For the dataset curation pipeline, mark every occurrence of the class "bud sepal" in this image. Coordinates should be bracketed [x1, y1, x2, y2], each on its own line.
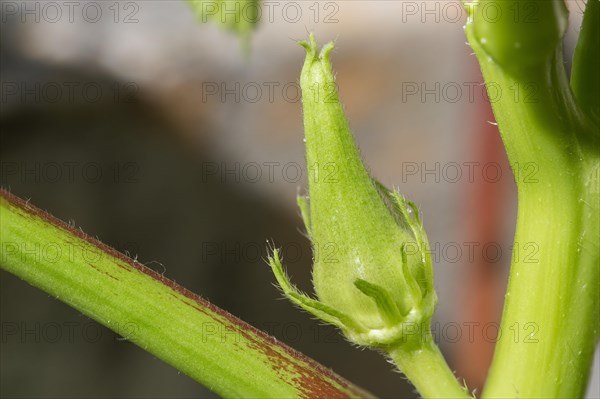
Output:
[269, 192, 435, 349]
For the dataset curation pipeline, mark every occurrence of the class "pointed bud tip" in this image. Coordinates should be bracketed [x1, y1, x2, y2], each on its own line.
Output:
[298, 33, 334, 63]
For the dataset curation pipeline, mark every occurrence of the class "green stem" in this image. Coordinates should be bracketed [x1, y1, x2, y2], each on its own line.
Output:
[0, 189, 373, 399]
[388, 336, 469, 399]
[465, 1, 599, 397]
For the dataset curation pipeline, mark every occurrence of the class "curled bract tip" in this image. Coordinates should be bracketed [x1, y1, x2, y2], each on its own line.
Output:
[299, 33, 334, 63]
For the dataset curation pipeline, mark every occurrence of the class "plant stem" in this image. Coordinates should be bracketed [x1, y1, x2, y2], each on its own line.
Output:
[388, 336, 469, 399]
[465, 1, 599, 397]
[0, 189, 373, 399]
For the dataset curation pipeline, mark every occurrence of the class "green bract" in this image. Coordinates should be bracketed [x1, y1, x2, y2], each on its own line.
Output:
[269, 34, 436, 348]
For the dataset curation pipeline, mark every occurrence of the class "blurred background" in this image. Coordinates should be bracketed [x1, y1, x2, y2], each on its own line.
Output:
[1, 0, 597, 398]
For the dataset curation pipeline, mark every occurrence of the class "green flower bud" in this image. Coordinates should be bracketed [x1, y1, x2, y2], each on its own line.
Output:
[466, 0, 568, 70]
[269, 34, 436, 348]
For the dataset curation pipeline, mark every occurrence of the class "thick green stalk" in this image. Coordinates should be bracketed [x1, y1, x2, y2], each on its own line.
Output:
[0, 189, 372, 399]
[465, 1, 599, 397]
